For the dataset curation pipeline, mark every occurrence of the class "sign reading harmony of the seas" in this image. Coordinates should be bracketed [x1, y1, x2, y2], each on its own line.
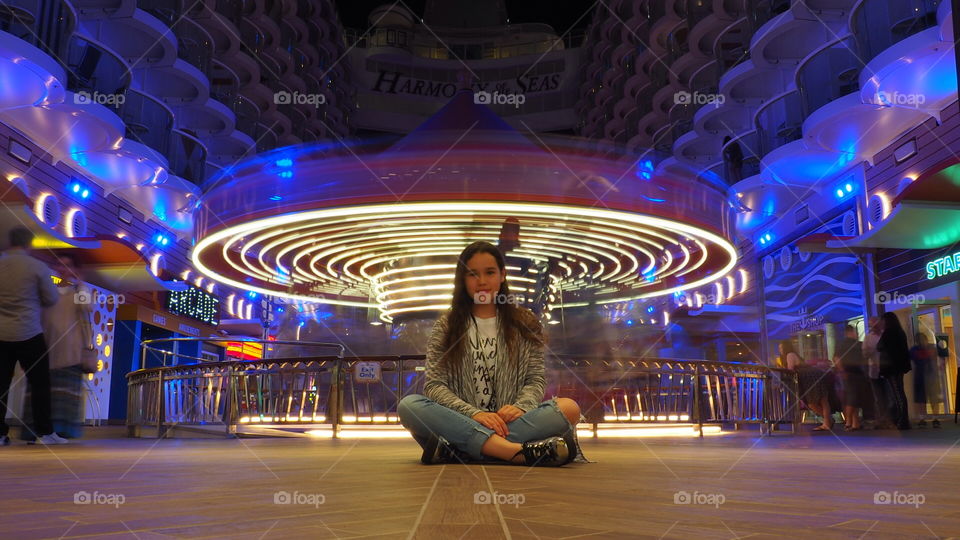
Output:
[370, 70, 562, 98]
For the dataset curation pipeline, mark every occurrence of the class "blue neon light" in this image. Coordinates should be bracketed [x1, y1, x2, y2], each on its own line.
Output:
[635, 159, 654, 180]
[68, 180, 91, 199]
[275, 158, 293, 167]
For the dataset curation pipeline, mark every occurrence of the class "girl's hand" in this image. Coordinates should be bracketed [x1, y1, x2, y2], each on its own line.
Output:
[496, 405, 524, 423]
[472, 411, 508, 437]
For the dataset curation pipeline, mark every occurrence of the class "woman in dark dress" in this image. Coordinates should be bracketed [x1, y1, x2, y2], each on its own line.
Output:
[876, 313, 911, 430]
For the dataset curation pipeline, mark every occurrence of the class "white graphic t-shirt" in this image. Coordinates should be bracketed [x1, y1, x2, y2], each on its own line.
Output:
[469, 315, 499, 411]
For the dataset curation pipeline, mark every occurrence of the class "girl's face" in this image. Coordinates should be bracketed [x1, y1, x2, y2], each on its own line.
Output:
[463, 252, 504, 304]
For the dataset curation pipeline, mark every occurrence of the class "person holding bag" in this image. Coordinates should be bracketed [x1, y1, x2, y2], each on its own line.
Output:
[22, 253, 95, 440]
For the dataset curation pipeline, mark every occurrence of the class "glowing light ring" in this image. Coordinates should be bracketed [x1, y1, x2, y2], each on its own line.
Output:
[227, 215, 663, 295]
[193, 202, 737, 311]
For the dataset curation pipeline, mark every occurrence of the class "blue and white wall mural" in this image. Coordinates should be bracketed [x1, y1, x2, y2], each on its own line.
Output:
[763, 211, 864, 341]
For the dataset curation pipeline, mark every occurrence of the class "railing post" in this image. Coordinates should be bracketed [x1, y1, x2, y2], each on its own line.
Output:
[155, 370, 165, 439]
[792, 371, 800, 434]
[694, 364, 703, 437]
[223, 366, 234, 438]
[761, 373, 770, 437]
[330, 357, 343, 438]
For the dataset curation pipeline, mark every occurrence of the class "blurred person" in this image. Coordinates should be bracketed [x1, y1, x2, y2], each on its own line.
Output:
[781, 340, 833, 431]
[877, 312, 911, 430]
[0, 227, 66, 445]
[398, 241, 581, 466]
[909, 333, 942, 428]
[21, 253, 95, 440]
[834, 325, 868, 431]
[862, 317, 893, 429]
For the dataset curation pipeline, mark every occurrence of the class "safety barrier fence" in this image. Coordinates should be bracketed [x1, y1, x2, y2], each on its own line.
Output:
[126, 339, 801, 437]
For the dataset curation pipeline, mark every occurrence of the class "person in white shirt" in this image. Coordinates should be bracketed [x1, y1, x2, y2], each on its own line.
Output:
[862, 317, 893, 429]
[0, 227, 67, 445]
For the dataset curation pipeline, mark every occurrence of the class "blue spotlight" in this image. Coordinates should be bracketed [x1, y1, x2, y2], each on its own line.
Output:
[69, 180, 91, 199]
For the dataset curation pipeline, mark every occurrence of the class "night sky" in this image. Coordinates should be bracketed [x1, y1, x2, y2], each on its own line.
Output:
[332, 0, 598, 35]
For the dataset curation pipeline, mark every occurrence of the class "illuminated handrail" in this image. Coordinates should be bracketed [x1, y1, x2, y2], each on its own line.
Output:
[127, 340, 800, 438]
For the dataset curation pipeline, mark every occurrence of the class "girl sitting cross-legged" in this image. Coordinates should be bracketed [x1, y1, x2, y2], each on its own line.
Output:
[398, 241, 582, 466]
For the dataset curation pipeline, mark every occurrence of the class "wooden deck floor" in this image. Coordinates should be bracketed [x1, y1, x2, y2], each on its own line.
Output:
[1, 423, 959, 539]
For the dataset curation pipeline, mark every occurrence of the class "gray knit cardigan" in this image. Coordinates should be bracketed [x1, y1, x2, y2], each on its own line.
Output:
[423, 310, 546, 418]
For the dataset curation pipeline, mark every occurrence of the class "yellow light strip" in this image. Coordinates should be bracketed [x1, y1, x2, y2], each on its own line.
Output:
[193, 202, 736, 305]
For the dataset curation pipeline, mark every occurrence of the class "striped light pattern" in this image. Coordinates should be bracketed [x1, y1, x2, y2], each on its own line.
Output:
[194, 202, 737, 321]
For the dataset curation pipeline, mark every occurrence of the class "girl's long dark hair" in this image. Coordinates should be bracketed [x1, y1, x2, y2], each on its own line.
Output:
[881, 312, 905, 339]
[440, 241, 542, 374]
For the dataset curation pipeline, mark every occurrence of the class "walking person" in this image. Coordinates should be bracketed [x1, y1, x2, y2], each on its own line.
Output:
[909, 333, 942, 428]
[398, 241, 581, 466]
[877, 312, 911, 430]
[834, 325, 868, 431]
[21, 253, 96, 440]
[781, 341, 833, 431]
[0, 227, 67, 445]
[863, 317, 894, 429]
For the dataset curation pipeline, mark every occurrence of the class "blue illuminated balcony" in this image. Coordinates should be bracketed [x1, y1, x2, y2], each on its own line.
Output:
[852, 0, 942, 66]
[168, 129, 209, 186]
[754, 90, 802, 158]
[120, 89, 174, 157]
[796, 35, 860, 120]
[63, 35, 131, 114]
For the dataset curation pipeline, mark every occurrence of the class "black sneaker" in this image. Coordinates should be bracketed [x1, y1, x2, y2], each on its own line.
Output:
[515, 436, 572, 467]
[933, 419, 941, 428]
[918, 419, 928, 428]
[420, 434, 464, 465]
[1, 435, 9, 446]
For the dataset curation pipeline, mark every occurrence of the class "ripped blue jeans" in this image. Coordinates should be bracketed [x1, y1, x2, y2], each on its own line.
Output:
[397, 394, 572, 460]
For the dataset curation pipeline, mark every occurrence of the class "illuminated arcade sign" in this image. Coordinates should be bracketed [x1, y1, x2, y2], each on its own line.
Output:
[225, 341, 263, 360]
[167, 287, 220, 326]
[926, 251, 960, 280]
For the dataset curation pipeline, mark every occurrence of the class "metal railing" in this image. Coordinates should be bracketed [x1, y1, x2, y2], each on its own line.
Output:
[127, 339, 801, 438]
